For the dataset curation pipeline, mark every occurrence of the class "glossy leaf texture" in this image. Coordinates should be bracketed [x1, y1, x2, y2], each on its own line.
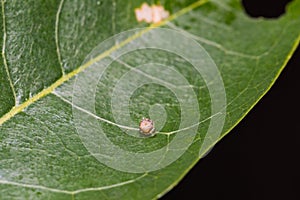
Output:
[0, 0, 299, 199]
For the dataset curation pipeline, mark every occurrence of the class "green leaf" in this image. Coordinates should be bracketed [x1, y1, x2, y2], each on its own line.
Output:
[0, 0, 299, 199]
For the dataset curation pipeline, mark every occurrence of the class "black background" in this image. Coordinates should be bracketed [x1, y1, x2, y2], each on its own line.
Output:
[163, 0, 299, 199]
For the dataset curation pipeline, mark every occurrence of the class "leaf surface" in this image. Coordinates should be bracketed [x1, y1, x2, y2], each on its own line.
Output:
[0, 0, 299, 199]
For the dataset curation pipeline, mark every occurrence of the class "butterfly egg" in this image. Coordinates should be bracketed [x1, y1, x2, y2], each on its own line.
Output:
[139, 118, 155, 135]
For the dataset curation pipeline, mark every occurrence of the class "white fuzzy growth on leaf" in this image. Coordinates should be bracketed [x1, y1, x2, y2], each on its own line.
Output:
[135, 3, 169, 23]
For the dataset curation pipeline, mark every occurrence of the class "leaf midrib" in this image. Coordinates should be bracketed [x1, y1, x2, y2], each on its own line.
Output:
[0, 0, 209, 126]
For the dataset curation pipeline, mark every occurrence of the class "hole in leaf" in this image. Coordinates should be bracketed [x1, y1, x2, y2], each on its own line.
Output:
[242, 0, 293, 18]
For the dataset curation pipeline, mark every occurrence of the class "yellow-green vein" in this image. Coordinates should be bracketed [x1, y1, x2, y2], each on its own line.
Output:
[0, 0, 209, 126]
[1, 0, 17, 105]
[55, 0, 65, 75]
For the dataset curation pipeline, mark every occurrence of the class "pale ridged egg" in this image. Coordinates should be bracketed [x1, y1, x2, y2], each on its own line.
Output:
[139, 118, 155, 135]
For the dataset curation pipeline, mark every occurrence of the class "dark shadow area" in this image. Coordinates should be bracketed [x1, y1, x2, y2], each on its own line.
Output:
[242, 0, 293, 18]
